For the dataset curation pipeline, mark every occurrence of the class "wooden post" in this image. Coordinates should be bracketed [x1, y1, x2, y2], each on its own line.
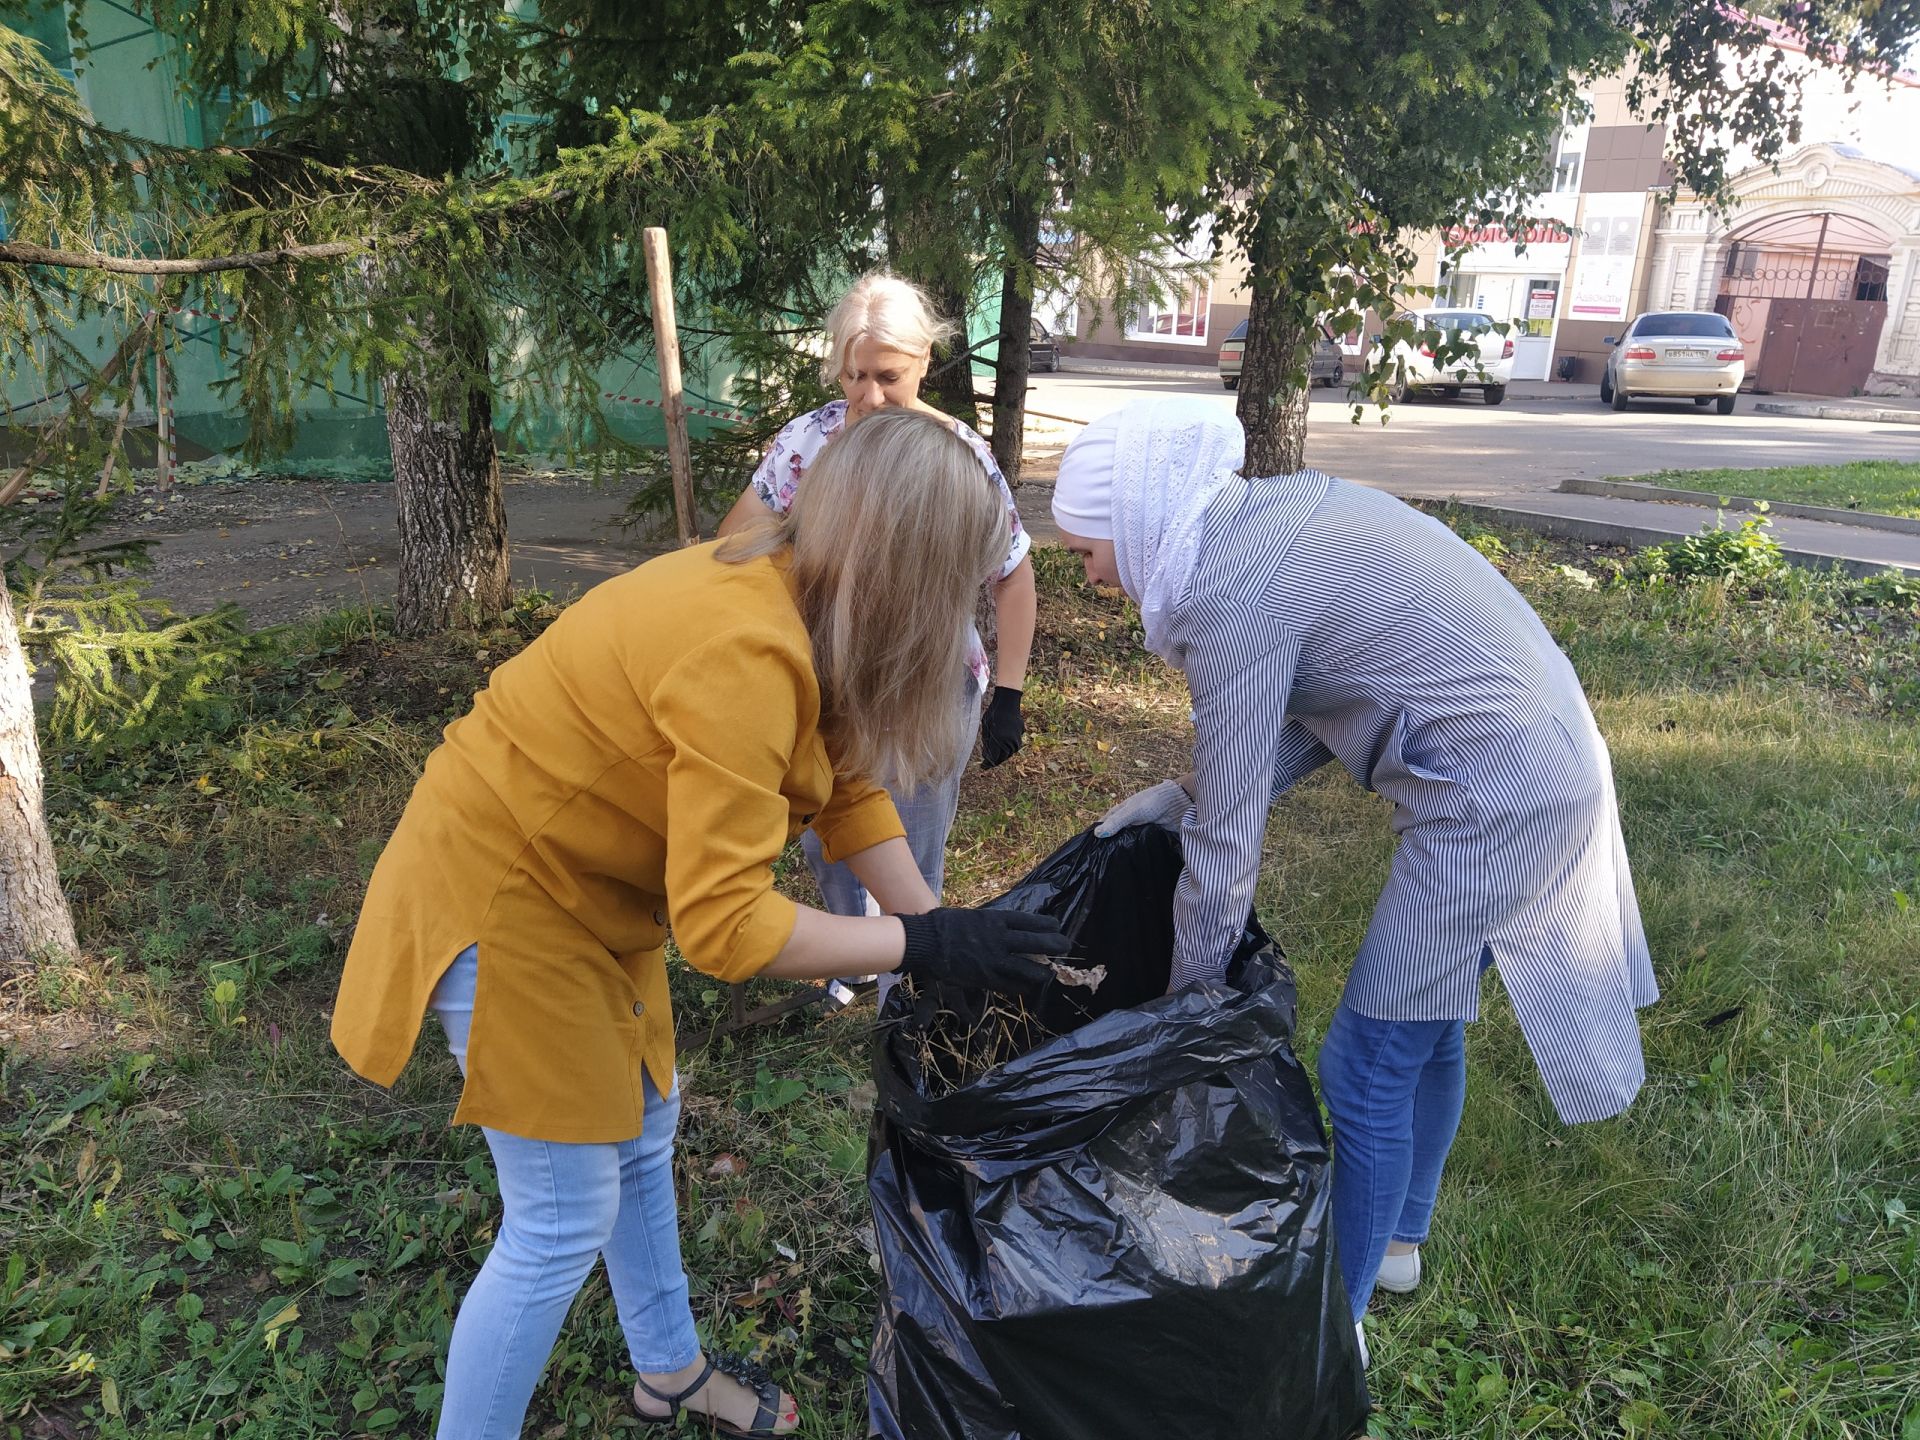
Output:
[153, 327, 175, 494]
[641, 227, 698, 547]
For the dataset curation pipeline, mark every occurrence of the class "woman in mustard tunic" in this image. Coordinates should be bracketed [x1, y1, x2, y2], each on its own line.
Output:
[333, 410, 1068, 1440]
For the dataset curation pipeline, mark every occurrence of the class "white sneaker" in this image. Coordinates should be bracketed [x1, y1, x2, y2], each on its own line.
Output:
[1375, 1246, 1422, 1294]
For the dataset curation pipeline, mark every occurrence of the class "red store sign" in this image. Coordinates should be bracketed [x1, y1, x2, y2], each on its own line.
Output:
[1444, 222, 1574, 247]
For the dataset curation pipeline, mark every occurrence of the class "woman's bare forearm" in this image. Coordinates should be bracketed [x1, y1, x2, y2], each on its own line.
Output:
[759, 907, 907, 980]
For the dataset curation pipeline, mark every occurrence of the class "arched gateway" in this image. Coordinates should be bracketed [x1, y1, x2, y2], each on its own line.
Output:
[1649, 144, 1920, 396]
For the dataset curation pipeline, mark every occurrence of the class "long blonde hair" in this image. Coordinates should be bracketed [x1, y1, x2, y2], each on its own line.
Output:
[819, 272, 959, 384]
[719, 409, 1007, 789]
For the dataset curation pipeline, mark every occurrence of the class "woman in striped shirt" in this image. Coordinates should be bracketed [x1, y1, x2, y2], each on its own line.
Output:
[1050, 397, 1656, 1348]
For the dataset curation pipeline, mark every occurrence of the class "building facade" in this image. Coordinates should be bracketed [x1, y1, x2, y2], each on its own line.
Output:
[1058, 55, 1920, 398]
[1647, 145, 1920, 396]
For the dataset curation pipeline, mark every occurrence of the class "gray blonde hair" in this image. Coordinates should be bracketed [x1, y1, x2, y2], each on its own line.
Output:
[819, 271, 959, 385]
[719, 409, 1007, 790]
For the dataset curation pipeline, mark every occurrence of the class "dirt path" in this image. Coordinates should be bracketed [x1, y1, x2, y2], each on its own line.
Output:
[99, 446, 1070, 629]
[99, 472, 667, 628]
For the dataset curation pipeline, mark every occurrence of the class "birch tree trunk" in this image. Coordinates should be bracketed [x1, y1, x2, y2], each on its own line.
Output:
[0, 586, 78, 971]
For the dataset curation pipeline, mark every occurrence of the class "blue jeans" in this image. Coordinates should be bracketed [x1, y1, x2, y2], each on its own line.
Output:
[803, 694, 980, 999]
[802, 695, 981, 916]
[430, 946, 701, 1440]
[1316, 1002, 1469, 1319]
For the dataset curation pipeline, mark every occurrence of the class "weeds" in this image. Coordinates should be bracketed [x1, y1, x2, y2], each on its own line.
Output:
[1633, 510, 1785, 584]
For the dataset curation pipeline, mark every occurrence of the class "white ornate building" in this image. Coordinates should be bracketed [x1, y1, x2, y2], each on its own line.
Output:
[1648, 144, 1920, 395]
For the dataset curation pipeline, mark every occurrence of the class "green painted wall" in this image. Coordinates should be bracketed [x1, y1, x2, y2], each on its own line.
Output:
[3, 6, 756, 471]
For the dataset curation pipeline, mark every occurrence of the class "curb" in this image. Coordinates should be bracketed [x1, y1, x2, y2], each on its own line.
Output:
[1556, 478, 1920, 538]
[1751, 400, 1920, 426]
[1443, 499, 1918, 579]
[1055, 358, 1220, 382]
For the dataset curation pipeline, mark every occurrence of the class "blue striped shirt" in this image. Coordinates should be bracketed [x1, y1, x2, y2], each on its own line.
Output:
[1167, 472, 1656, 1123]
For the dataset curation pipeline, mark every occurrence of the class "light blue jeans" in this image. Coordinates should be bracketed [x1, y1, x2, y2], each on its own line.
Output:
[803, 693, 980, 998]
[802, 695, 982, 916]
[1316, 1002, 1470, 1319]
[430, 946, 701, 1440]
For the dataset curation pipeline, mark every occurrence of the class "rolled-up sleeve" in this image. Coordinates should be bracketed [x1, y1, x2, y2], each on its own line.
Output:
[1173, 627, 1301, 987]
[811, 764, 905, 866]
[650, 636, 807, 983]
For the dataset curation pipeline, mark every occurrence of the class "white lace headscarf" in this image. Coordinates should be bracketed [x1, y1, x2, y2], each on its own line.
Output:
[1054, 398, 1245, 664]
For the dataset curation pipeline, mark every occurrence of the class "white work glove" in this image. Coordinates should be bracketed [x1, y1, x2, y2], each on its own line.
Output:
[1093, 779, 1193, 838]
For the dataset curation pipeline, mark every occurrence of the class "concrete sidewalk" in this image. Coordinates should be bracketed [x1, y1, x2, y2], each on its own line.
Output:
[1751, 392, 1920, 425]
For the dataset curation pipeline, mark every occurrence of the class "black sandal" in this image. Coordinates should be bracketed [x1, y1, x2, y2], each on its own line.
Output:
[633, 1351, 793, 1438]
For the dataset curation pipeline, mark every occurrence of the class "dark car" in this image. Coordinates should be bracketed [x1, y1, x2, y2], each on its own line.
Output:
[1219, 320, 1344, 390]
[1029, 320, 1062, 373]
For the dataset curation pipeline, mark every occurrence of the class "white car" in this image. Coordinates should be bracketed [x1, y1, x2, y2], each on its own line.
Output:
[1376, 308, 1514, 405]
[1600, 311, 1745, 414]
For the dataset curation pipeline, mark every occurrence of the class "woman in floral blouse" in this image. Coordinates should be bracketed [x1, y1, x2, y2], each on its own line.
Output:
[718, 272, 1036, 932]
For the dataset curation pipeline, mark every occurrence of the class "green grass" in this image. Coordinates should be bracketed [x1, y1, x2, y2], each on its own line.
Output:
[1624, 460, 1920, 521]
[3, 528, 1917, 1439]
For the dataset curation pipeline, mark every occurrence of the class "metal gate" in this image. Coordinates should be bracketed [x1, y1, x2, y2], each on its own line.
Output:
[1742, 299, 1887, 395]
[1716, 212, 1893, 395]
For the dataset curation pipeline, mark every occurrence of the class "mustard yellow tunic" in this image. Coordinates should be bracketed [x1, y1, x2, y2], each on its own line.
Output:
[331, 543, 905, 1142]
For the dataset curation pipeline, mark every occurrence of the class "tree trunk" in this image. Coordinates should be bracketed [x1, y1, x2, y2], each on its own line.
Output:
[382, 329, 511, 638]
[1235, 285, 1314, 478]
[1236, 215, 1315, 477]
[987, 189, 1041, 482]
[0, 586, 78, 971]
[920, 271, 981, 428]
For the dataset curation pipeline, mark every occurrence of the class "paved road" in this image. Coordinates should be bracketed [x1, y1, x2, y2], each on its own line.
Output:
[118, 365, 1918, 630]
[1023, 368, 1920, 504]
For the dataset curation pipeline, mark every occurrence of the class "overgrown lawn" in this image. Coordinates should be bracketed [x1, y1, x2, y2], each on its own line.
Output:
[2, 530, 1916, 1439]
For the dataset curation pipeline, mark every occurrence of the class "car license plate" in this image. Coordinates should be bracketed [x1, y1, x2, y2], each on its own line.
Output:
[1668, 347, 1709, 360]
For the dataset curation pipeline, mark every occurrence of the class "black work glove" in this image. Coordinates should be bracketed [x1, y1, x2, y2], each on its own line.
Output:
[980, 685, 1025, 769]
[897, 907, 1071, 1001]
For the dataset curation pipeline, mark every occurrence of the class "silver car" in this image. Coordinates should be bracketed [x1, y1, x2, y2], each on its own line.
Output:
[1601, 311, 1746, 414]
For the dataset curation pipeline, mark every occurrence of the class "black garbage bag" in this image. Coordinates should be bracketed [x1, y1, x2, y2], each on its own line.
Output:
[867, 825, 1369, 1440]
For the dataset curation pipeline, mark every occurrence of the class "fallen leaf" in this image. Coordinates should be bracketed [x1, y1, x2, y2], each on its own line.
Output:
[706, 1153, 746, 1179]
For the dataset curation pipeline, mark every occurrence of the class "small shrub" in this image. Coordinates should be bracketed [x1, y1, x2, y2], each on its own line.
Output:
[1637, 512, 1784, 585]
